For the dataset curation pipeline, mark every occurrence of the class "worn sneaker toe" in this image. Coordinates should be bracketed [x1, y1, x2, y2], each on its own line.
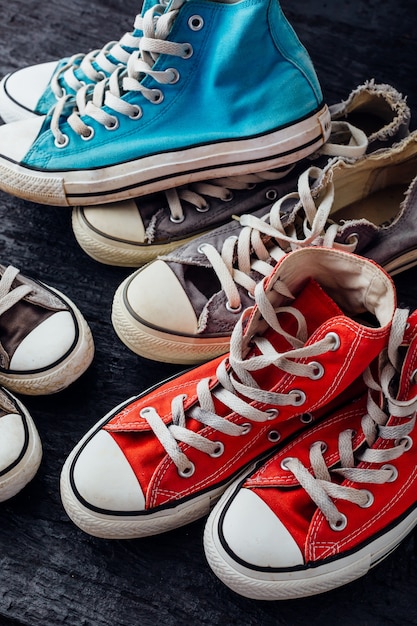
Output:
[218, 487, 303, 569]
[72, 201, 147, 266]
[0, 62, 58, 123]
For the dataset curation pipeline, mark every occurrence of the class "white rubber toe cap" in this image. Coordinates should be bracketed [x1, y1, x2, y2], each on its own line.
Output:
[71, 430, 146, 512]
[10, 311, 76, 371]
[0, 62, 58, 120]
[0, 413, 25, 472]
[125, 260, 199, 334]
[81, 200, 145, 242]
[221, 488, 304, 568]
[0, 115, 46, 162]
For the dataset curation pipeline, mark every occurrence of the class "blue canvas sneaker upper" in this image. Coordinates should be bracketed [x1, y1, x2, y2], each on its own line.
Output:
[19, 0, 324, 170]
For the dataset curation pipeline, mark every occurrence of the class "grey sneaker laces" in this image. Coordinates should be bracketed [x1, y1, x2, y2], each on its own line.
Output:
[281, 308, 417, 532]
[138, 276, 341, 477]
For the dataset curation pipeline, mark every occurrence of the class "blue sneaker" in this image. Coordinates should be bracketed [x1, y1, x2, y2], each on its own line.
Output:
[0, 0, 159, 123]
[0, 0, 330, 207]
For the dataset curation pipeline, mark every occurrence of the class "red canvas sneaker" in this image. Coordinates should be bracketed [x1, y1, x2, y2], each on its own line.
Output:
[60, 247, 395, 538]
[204, 307, 417, 600]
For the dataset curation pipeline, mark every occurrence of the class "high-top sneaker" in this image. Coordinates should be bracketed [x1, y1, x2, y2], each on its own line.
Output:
[0, 0, 330, 206]
[60, 247, 395, 538]
[204, 307, 417, 600]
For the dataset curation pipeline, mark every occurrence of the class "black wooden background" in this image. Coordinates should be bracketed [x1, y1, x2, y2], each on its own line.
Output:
[1, 1, 417, 624]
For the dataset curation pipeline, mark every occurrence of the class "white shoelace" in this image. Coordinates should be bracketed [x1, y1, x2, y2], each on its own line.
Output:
[138, 277, 341, 476]
[51, 0, 186, 145]
[50, 10, 149, 99]
[0, 266, 32, 316]
[282, 308, 417, 531]
[197, 161, 359, 310]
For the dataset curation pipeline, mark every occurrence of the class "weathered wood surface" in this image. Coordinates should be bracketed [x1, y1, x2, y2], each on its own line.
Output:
[0, 0, 417, 624]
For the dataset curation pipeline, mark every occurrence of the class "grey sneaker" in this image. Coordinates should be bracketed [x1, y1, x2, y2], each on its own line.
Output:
[0, 265, 94, 395]
[72, 81, 410, 266]
[111, 129, 417, 365]
[0, 389, 42, 502]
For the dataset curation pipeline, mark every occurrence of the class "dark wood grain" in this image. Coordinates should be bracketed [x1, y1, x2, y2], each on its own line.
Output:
[0, 1, 417, 624]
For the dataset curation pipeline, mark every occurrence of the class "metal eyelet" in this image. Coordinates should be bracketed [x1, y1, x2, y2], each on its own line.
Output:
[381, 464, 398, 482]
[265, 408, 279, 420]
[105, 116, 119, 131]
[54, 134, 69, 148]
[209, 441, 224, 458]
[326, 332, 341, 351]
[280, 457, 295, 470]
[181, 44, 194, 59]
[96, 71, 106, 81]
[178, 462, 195, 478]
[329, 513, 347, 532]
[170, 214, 185, 224]
[396, 435, 413, 451]
[150, 89, 164, 104]
[166, 68, 180, 84]
[240, 423, 252, 435]
[309, 361, 324, 380]
[81, 126, 95, 141]
[188, 15, 204, 30]
[196, 204, 209, 213]
[265, 189, 278, 201]
[129, 105, 143, 120]
[410, 369, 417, 385]
[300, 412, 313, 424]
[247, 291, 256, 300]
[267, 430, 281, 443]
[225, 301, 242, 314]
[223, 192, 234, 202]
[359, 489, 374, 508]
[197, 243, 207, 254]
[289, 389, 306, 406]
[139, 406, 153, 418]
[346, 232, 359, 246]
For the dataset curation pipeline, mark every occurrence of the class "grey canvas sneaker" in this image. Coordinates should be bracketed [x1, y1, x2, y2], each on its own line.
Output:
[72, 81, 410, 266]
[0, 265, 94, 395]
[0, 389, 42, 502]
[112, 129, 417, 365]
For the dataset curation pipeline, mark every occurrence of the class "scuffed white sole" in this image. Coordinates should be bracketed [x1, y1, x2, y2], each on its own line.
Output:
[0, 105, 331, 206]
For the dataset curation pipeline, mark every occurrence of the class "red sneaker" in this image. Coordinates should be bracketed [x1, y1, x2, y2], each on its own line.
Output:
[204, 308, 417, 600]
[60, 247, 395, 538]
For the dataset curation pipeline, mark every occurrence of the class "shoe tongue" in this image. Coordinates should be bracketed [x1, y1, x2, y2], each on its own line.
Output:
[244, 278, 344, 388]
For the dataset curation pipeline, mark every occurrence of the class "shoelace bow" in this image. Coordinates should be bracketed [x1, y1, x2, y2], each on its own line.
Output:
[50, 9, 151, 99]
[139, 277, 341, 476]
[282, 308, 417, 531]
[0, 266, 32, 316]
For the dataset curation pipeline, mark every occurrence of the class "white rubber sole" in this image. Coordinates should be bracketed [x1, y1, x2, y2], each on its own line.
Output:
[0, 393, 42, 502]
[60, 398, 257, 538]
[0, 286, 94, 395]
[0, 105, 331, 206]
[112, 279, 230, 365]
[203, 480, 417, 600]
[71, 207, 207, 267]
